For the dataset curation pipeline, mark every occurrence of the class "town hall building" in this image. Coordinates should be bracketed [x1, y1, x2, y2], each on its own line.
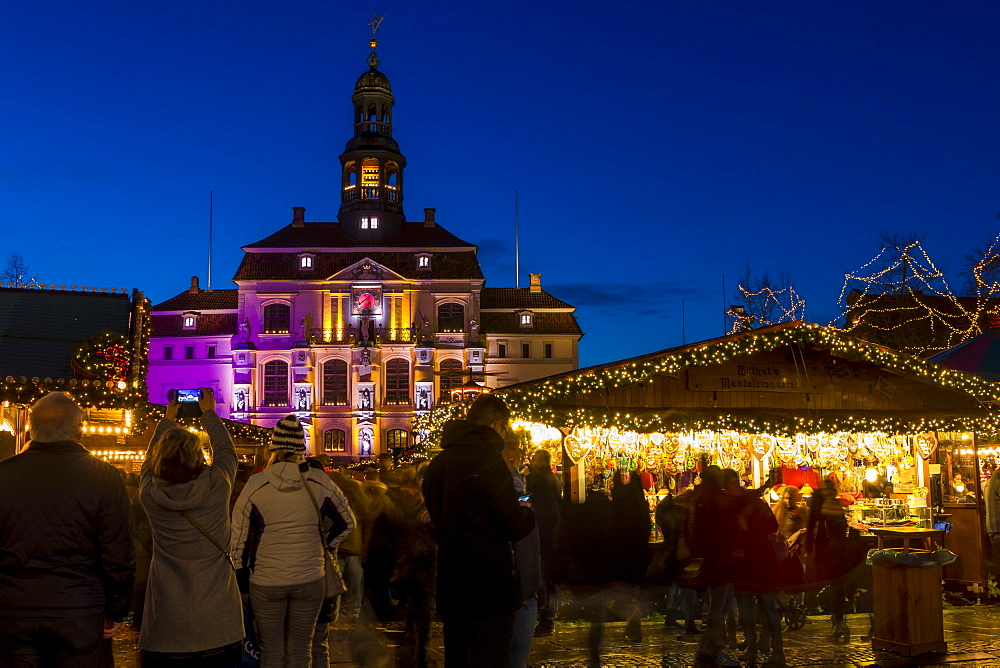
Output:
[146, 33, 583, 459]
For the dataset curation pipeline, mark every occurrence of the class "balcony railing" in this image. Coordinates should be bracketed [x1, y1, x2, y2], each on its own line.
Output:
[309, 329, 353, 344]
[310, 327, 423, 346]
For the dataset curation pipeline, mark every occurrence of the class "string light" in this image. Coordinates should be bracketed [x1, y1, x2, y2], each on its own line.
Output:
[731, 284, 806, 332]
[835, 238, 997, 357]
[415, 322, 1000, 444]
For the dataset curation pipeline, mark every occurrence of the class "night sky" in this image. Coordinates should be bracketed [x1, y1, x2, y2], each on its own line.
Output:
[3, 1, 999, 367]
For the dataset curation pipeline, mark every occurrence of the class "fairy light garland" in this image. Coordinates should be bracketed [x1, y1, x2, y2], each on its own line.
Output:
[414, 323, 1000, 446]
[836, 239, 997, 357]
[731, 284, 806, 332]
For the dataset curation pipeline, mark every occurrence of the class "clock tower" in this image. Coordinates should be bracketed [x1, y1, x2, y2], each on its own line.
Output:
[338, 19, 406, 241]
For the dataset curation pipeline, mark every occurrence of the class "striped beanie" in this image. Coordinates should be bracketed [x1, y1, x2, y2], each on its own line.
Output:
[270, 414, 306, 453]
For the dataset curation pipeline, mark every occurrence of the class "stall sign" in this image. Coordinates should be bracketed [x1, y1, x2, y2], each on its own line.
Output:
[687, 362, 828, 393]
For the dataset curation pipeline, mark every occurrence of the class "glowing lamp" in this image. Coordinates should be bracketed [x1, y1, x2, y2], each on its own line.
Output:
[865, 468, 880, 483]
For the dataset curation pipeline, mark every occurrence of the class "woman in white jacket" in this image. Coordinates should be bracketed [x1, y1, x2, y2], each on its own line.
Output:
[231, 415, 354, 667]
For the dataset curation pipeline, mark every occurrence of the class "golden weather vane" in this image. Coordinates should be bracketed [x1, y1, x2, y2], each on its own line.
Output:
[367, 12, 386, 68]
[369, 12, 385, 47]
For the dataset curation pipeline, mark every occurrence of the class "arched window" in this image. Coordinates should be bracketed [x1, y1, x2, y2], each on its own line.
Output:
[324, 429, 347, 453]
[438, 303, 465, 333]
[361, 158, 380, 199]
[384, 358, 410, 404]
[263, 360, 288, 406]
[386, 429, 408, 452]
[263, 304, 290, 334]
[322, 359, 349, 405]
[439, 358, 464, 402]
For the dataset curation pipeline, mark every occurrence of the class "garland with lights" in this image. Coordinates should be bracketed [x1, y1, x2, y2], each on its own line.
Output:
[73, 331, 131, 382]
[836, 239, 983, 357]
[730, 284, 806, 333]
[414, 322, 1000, 446]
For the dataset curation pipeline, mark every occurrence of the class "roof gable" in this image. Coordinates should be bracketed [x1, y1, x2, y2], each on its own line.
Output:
[327, 257, 406, 282]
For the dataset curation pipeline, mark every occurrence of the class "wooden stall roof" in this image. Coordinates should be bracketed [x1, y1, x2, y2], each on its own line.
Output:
[417, 322, 1000, 440]
[0, 286, 150, 411]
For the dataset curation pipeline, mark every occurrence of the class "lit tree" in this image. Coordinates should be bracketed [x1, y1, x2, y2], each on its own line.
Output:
[728, 266, 805, 333]
[837, 232, 976, 356]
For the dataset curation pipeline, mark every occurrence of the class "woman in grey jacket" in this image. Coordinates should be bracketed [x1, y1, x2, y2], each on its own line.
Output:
[231, 415, 354, 668]
[139, 389, 244, 666]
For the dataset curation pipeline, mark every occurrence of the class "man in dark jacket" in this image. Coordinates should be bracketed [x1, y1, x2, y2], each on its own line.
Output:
[423, 394, 535, 668]
[0, 392, 135, 666]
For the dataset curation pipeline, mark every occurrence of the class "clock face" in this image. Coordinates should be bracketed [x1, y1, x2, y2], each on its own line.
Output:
[352, 287, 382, 315]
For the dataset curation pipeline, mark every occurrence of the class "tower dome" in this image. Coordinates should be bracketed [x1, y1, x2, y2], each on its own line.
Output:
[337, 16, 406, 240]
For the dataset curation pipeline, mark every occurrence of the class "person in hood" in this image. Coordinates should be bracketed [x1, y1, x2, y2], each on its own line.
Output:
[422, 393, 535, 668]
[231, 415, 354, 668]
[138, 388, 243, 666]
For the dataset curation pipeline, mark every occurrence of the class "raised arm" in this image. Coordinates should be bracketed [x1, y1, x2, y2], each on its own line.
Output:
[198, 389, 236, 482]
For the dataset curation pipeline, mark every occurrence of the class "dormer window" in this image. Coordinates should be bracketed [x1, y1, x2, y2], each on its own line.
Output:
[416, 253, 432, 270]
[182, 312, 199, 330]
[361, 216, 379, 230]
[519, 311, 534, 328]
[298, 253, 315, 270]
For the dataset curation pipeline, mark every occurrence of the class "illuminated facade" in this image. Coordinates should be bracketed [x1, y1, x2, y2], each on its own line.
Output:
[146, 37, 582, 459]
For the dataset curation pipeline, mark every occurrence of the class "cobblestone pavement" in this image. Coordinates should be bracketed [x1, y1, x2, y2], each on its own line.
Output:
[111, 606, 1000, 667]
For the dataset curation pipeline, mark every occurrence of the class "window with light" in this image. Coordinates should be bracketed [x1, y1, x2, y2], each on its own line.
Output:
[322, 359, 349, 405]
[263, 303, 291, 334]
[438, 303, 465, 333]
[520, 313, 533, 326]
[263, 360, 289, 406]
[300, 256, 313, 269]
[439, 358, 464, 402]
[183, 315, 196, 329]
[386, 429, 408, 451]
[385, 358, 410, 404]
[324, 429, 347, 453]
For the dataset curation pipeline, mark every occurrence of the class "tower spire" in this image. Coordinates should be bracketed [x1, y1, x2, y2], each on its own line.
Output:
[367, 12, 385, 70]
[339, 12, 405, 240]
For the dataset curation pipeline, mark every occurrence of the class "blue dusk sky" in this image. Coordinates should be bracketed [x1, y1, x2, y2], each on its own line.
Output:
[2, 1, 998, 368]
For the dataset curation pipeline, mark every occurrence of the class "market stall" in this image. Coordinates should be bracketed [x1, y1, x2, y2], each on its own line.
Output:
[418, 322, 1000, 585]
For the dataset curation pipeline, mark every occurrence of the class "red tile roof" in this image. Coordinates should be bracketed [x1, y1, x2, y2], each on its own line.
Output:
[233, 251, 484, 281]
[153, 290, 239, 311]
[480, 288, 575, 310]
[151, 314, 240, 337]
[243, 221, 477, 250]
[480, 312, 583, 335]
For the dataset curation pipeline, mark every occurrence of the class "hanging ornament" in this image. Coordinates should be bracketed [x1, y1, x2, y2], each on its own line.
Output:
[915, 433, 937, 460]
[72, 331, 131, 382]
[752, 434, 776, 460]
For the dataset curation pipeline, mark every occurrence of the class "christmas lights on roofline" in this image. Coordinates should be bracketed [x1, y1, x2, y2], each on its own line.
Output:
[414, 323, 1000, 444]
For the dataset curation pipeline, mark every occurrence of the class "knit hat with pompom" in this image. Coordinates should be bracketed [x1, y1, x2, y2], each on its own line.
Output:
[269, 414, 306, 453]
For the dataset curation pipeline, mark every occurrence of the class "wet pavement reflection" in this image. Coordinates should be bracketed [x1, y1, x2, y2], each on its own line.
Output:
[111, 606, 1000, 667]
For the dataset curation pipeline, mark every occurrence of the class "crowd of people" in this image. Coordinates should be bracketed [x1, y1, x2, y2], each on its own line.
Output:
[0, 390, 871, 668]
